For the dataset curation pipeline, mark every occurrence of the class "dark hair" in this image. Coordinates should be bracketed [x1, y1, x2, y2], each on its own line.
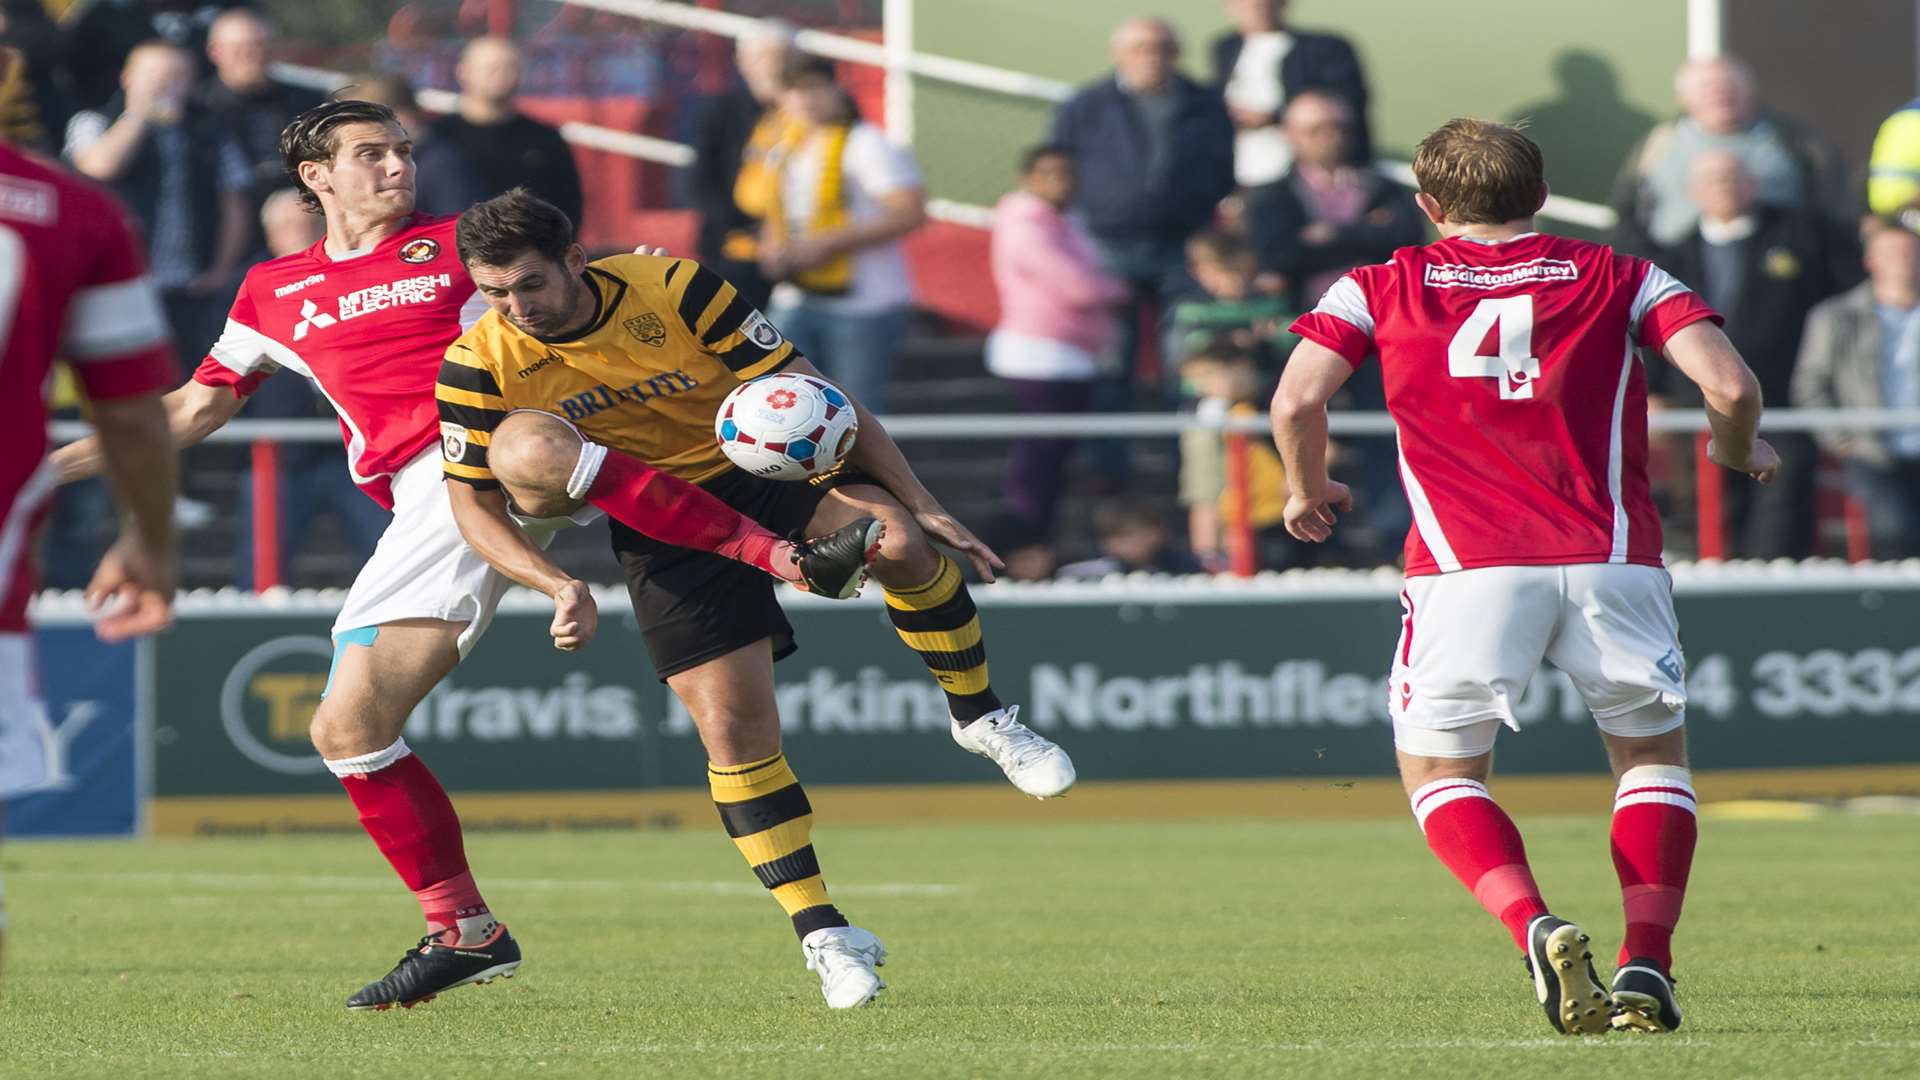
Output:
[279, 99, 400, 214]
[456, 187, 576, 268]
[1184, 229, 1251, 268]
[779, 53, 837, 88]
[1019, 143, 1073, 174]
[1092, 497, 1166, 539]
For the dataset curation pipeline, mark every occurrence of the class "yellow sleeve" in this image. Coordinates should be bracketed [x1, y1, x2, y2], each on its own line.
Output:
[662, 258, 797, 381]
[435, 342, 509, 487]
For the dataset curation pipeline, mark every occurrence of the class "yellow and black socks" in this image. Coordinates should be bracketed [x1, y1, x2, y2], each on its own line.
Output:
[884, 554, 1003, 724]
[708, 752, 848, 939]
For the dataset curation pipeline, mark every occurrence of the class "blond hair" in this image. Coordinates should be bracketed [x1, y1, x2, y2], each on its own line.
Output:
[1412, 118, 1545, 225]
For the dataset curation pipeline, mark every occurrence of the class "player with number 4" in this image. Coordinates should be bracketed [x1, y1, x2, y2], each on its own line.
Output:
[1272, 119, 1778, 1037]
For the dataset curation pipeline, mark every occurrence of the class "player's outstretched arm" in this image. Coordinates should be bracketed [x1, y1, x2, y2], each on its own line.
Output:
[782, 356, 1005, 582]
[1661, 321, 1778, 484]
[51, 379, 247, 486]
[1271, 339, 1357, 543]
[84, 393, 178, 641]
[445, 480, 597, 651]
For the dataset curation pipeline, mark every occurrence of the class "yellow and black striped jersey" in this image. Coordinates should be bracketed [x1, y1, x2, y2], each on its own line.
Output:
[436, 254, 797, 488]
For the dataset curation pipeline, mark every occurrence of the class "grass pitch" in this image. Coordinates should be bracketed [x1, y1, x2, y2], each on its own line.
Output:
[3, 813, 1917, 1078]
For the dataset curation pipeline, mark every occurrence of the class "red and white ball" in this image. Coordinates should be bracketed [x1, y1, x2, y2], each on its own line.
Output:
[715, 372, 859, 481]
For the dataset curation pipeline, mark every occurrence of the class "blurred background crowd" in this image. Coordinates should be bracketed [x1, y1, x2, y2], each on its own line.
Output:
[6, 0, 1919, 587]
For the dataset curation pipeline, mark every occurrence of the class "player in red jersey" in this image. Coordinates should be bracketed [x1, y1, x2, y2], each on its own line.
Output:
[1274, 120, 1779, 1036]
[50, 100, 876, 1010]
[0, 135, 180, 972]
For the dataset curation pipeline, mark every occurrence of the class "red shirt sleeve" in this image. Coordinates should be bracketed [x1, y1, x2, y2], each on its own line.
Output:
[1286, 273, 1377, 367]
[191, 286, 273, 398]
[61, 190, 176, 400]
[1637, 292, 1722, 351]
[1626, 257, 1723, 352]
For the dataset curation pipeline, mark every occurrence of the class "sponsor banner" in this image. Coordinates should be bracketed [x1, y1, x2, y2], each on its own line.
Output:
[6, 628, 141, 836]
[146, 586, 1920, 801]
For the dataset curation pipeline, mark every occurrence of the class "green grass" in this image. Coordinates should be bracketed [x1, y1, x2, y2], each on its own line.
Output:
[3, 815, 1917, 1078]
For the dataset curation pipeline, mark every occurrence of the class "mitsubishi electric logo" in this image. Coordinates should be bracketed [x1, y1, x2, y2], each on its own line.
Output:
[291, 298, 337, 341]
[290, 273, 453, 341]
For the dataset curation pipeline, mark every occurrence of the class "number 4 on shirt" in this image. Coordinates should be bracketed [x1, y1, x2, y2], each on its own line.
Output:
[1449, 295, 1541, 400]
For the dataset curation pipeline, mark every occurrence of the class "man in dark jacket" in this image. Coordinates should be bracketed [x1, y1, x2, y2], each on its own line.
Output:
[1651, 150, 1859, 558]
[1244, 90, 1421, 312]
[1048, 16, 1234, 441]
[688, 19, 793, 310]
[1211, 0, 1371, 185]
[431, 36, 583, 229]
[195, 10, 319, 229]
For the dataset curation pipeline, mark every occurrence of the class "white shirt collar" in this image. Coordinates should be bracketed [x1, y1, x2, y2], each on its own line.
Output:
[1453, 232, 1539, 246]
[1699, 215, 1758, 245]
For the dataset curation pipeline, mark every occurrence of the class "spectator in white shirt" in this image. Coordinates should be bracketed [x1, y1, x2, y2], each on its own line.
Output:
[65, 39, 252, 364]
[1211, 0, 1373, 187]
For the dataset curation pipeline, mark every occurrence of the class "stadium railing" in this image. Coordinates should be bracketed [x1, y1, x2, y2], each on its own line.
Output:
[51, 409, 1920, 589]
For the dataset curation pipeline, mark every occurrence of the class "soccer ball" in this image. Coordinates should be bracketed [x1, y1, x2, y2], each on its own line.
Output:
[715, 372, 859, 481]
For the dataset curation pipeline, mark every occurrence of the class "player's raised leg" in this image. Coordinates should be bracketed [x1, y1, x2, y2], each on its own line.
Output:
[807, 484, 1076, 797]
[315, 619, 521, 1011]
[667, 640, 886, 1008]
[485, 410, 880, 598]
[1601, 727, 1694, 1033]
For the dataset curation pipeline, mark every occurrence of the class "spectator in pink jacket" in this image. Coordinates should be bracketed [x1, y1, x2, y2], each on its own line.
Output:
[988, 145, 1128, 554]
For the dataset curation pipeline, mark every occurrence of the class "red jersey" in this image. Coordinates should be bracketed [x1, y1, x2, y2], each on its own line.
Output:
[1290, 233, 1719, 576]
[0, 145, 174, 631]
[193, 213, 483, 509]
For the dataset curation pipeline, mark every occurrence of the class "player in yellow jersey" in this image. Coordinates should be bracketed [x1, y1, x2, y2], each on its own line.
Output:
[433, 189, 1075, 1007]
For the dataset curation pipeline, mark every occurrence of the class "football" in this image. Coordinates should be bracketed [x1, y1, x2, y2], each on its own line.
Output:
[715, 372, 860, 481]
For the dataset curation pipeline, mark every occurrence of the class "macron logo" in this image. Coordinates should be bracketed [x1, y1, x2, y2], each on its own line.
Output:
[291, 298, 337, 341]
[273, 273, 326, 299]
[1424, 258, 1579, 289]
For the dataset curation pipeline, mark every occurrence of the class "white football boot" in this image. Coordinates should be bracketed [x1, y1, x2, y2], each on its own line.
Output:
[950, 705, 1077, 798]
[801, 925, 888, 1009]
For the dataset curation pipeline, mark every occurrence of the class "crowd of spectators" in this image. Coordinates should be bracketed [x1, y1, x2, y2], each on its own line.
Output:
[949, 5, 1914, 577]
[11, 1, 1920, 585]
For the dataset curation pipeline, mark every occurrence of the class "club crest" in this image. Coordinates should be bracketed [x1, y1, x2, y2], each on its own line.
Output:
[624, 312, 667, 347]
[398, 237, 441, 264]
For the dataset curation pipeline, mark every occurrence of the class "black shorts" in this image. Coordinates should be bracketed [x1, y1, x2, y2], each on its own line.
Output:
[610, 466, 863, 680]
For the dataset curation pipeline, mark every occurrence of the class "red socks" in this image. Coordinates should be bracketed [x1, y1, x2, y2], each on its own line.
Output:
[1410, 778, 1548, 951]
[327, 739, 492, 941]
[579, 445, 798, 580]
[1610, 765, 1697, 969]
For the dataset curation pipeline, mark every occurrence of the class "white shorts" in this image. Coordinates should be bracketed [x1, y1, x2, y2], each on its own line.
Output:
[0, 634, 53, 800]
[1388, 563, 1687, 758]
[332, 451, 597, 658]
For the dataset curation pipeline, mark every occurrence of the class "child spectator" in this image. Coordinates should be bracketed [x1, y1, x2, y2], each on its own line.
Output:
[1167, 230, 1296, 380]
[1057, 497, 1204, 579]
[1178, 342, 1310, 572]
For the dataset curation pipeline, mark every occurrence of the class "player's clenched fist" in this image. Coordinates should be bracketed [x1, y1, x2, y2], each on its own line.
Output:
[1283, 480, 1354, 544]
[549, 579, 598, 651]
[1707, 436, 1781, 485]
